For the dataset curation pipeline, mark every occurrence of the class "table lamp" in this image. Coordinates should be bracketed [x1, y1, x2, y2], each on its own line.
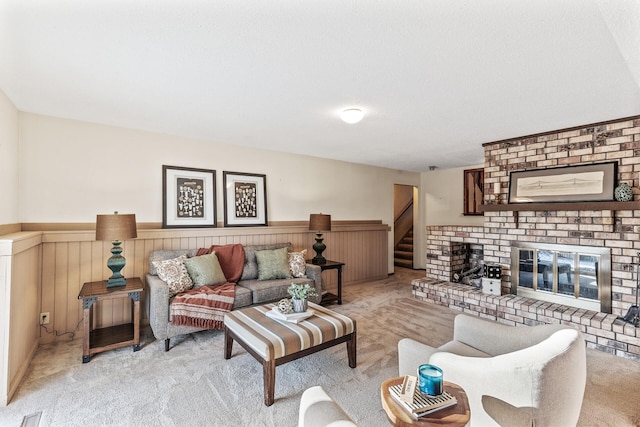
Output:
[96, 212, 137, 287]
[309, 213, 331, 264]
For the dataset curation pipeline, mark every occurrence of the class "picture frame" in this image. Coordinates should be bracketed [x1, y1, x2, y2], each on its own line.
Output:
[508, 161, 617, 204]
[223, 171, 268, 227]
[162, 165, 216, 228]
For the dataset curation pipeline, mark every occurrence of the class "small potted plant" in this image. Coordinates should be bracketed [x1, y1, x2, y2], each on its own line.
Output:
[287, 283, 318, 313]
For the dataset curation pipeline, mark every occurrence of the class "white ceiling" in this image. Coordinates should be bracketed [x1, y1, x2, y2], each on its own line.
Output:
[1, 0, 639, 172]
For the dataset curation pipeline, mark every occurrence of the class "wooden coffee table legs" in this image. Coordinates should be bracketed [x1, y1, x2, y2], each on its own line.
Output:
[224, 327, 357, 406]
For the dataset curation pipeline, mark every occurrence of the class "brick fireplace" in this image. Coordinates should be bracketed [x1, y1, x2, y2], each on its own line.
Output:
[416, 115, 640, 360]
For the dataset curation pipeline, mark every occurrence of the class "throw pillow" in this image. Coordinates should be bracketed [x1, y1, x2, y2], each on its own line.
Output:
[148, 250, 192, 275]
[288, 249, 307, 278]
[152, 255, 193, 296]
[183, 252, 227, 288]
[255, 247, 292, 281]
[241, 243, 291, 280]
[210, 244, 245, 283]
[196, 247, 214, 256]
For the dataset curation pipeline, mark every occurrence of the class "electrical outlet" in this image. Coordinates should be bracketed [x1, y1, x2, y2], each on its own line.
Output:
[40, 312, 50, 325]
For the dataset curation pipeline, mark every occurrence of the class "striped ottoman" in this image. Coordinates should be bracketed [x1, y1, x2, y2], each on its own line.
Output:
[224, 302, 357, 406]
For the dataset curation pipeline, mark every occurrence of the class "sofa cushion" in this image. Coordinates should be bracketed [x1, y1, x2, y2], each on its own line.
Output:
[256, 247, 292, 281]
[239, 277, 313, 304]
[183, 252, 227, 288]
[152, 255, 193, 297]
[232, 285, 253, 308]
[241, 243, 292, 280]
[288, 249, 307, 278]
[148, 249, 197, 275]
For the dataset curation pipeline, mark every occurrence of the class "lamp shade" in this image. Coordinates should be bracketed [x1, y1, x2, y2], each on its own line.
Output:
[309, 214, 331, 232]
[96, 213, 137, 241]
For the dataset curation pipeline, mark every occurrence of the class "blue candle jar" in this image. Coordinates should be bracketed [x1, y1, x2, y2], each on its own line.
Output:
[418, 364, 443, 396]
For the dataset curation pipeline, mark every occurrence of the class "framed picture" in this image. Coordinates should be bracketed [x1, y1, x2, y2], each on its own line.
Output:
[162, 165, 216, 228]
[508, 161, 617, 204]
[223, 171, 268, 227]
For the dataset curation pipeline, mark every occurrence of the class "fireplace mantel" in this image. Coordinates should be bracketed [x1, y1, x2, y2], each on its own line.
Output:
[480, 200, 640, 227]
[480, 200, 640, 212]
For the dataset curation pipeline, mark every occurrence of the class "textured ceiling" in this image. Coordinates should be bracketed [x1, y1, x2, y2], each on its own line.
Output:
[1, 0, 639, 172]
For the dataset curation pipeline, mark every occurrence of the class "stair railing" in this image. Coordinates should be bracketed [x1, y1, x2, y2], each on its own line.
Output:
[394, 200, 413, 248]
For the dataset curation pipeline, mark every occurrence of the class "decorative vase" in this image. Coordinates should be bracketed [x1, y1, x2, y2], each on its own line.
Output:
[615, 182, 633, 202]
[291, 298, 308, 313]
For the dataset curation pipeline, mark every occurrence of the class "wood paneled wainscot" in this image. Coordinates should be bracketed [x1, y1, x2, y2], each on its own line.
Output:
[0, 232, 42, 406]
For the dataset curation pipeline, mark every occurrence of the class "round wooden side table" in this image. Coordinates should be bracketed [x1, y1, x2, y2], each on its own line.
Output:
[380, 377, 470, 427]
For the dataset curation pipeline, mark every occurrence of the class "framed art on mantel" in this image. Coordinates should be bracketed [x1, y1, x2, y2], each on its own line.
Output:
[508, 161, 617, 204]
[223, 171, 268, 227]
[162, 165, 216, 228]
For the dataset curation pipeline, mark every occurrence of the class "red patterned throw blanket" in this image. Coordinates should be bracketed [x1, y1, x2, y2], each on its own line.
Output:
[170, 283, 236, 329]
[170, 244, 245, 329]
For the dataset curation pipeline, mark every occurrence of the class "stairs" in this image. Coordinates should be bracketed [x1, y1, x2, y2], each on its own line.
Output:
[394, 228, 414, 269]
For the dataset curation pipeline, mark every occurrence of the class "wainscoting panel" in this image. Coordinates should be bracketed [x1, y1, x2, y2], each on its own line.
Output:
[38, 223, 389, 344]
[0, 232, 42, 405]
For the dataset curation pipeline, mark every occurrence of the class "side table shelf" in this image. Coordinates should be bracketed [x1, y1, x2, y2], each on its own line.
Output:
[78, 277, 143, 363]
[308, 260, 345, 305]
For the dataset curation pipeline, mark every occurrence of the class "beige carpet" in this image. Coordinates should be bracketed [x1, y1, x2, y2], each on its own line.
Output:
[1, 268, 639, 427]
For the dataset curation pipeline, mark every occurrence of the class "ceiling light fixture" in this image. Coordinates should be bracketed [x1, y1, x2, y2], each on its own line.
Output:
[340, 108, 364, 124]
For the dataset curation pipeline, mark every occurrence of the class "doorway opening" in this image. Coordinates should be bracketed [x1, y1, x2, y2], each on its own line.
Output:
[394, 184, 416, 270]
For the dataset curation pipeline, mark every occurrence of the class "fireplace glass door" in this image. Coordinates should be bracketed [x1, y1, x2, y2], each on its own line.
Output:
[512, 243, 611, 313]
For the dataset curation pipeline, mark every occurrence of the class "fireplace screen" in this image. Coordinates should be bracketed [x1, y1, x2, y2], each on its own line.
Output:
[512, 243, 611, 313]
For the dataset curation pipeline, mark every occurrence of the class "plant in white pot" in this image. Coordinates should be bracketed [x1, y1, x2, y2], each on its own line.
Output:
[287, 283, 318, 313]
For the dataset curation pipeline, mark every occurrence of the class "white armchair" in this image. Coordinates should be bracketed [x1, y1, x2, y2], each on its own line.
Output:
[398, 314, 586, 427]
[298, 386, 357, 427]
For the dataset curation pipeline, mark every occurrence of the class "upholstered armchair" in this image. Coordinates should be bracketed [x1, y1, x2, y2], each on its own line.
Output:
[298, 386, 357, 427]
[398, 314, 586, 427]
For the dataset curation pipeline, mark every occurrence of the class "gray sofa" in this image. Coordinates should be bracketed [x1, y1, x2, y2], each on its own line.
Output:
[146, 242, 322, 351]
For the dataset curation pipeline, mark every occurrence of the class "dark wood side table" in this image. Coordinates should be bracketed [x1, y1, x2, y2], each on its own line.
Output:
[381, 377, 470, 427]
[307, 260, 345, 305]
[78, 277, 143, 363]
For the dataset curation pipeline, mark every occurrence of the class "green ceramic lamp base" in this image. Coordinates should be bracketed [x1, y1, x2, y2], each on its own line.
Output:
[106, 240, 127, 288]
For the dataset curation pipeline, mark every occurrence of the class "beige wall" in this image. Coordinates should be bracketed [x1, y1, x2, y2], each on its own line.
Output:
[0, 90, 19, 225]
[421, 165, 485, 227]
[18, 113, 420, 223]
[17, 112, 420, 272]
[412, 165, 484, 269]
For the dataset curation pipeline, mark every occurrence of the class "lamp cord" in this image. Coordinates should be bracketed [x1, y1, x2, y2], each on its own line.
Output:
[40, 317, 83, 340]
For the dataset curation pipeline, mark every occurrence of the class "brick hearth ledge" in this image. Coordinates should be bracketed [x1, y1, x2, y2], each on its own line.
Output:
[412, 277, 640, 362]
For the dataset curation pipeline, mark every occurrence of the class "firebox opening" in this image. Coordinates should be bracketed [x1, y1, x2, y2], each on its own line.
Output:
[451, 243, 484, 287]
